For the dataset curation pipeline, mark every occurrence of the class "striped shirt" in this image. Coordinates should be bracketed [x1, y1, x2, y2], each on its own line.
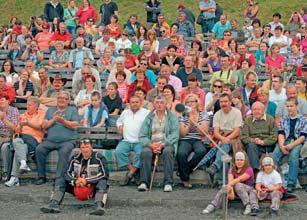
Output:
[179, 111, 210, 140]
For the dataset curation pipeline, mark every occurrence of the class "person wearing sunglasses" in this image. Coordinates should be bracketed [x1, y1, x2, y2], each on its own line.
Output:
[41, 137, 109, 216]
[205, 79, 224, 115]
[35, 90, 80, 186]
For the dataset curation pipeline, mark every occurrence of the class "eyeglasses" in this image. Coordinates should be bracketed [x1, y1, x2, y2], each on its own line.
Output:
[80, 139, 91, 145]
[57, 96, 69, 100]
[140, 63, 147, 66]
[224, 34, 231, 36]
[161, 30, 166, 33]
[272, 80, 279, 83]
[186, 100, 197, 103]
[213, 85, 222, 88]
[82, 72, 90, 75]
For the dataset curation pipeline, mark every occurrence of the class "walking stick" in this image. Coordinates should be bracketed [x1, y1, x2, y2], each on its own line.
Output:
[149, 154, 159, 191]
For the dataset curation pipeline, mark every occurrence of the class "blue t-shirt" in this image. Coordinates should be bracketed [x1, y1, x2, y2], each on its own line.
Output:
[212, 21, 232, 39]
[45, 106, 80, 142]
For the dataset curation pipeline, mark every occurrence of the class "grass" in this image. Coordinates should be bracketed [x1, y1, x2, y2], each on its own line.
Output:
[0, 0, 305, 29]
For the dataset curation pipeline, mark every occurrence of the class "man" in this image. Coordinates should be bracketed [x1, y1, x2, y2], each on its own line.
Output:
[211, 14, 231, 39]
[151, 14, 170, 37]
[70, 26, 92, 49]
[40, 73, 67, 107]
[269, 13, 284, 33]
[203, 37, 226, 60]
[99, 0, 119, 26]
[272, 97, 306, 193]
[242, 102, 278, 171]
[275, 85, 307, 127]
[34, 67, 52, 97]
[138, 96, 179, 192]
[115, 96, 150, 186]
[236, 71, 259, 108]
[72, 66, 101, 99]
[25, 60, 39, 84]
[0, 93, 19, 180]
[35, 91, 80, 185]
[210, 55, 235, 86]
[147, 75, 168, 103]
[198, 0, 216, 33]
[177, 56, 203, 87]
[230, 19, 245, 42]
[137, 40, 161, 72]
[68, 37, 94, 69]
[40, 138, 109, 216]
[177, 12, 195, 37]
[160, 65, 182, 93]
[72, 59, 101, 87]
[50, 22, 72, 49]
[177, 3, 195, 26]
[0, 75, 15, 103]
[206, 94, 243, 177]
[246, 27, 263, 53]
[123, 15, 141, 37]
[145, 0, 161, 27]
[295, 77, 306, 100]
[107, 57, 132, 85]
[94, 29, 116, 54]
[234, 43, 256, 70]
[268, 26, 288, 55]
[269, 75, 287, 107]
[44, 0, 64, 22]
[3, 97, 45, 187]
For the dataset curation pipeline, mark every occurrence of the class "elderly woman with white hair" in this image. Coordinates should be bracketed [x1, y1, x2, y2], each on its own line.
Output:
[106, 56, 132, 85]
[47, 41, 69, 69]
[177, 94, 210, 188]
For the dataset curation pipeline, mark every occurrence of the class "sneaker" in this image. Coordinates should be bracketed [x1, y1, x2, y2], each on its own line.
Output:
[40, 200, 61, 213]
[287, 185, 295, 193]
[1, 172, 8, 181]
[270, 208, 279, 216]
[202, 204, 215, 214]
[120, 171, 133, 186]
[4, 177, 20, 187]
[137, 183, 148, 192]
[89, 202, 105, 216]
[19, 164, 31, 173]
[164, 184, 172, 192]
[250, 207, 260, 216]
[243, 204, 251, 215]
[206, 165, 217, 176]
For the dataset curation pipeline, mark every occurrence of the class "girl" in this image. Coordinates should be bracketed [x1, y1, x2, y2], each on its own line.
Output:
[256, 156, 283, 215]
[231, 91, 250, 119]
[103, 82, 123, 117]
[203, 151, 259, 216]
[115, 71, 129, 103]
[161, 45, 181, 73]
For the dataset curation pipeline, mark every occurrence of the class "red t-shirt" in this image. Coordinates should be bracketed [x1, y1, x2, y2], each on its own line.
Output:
[76, 7, 98, 25]
[51, 32, 72, 48]
[137, 52, 160, 65]
[237, 53, 256, 69]
[265, 55, 285, 70]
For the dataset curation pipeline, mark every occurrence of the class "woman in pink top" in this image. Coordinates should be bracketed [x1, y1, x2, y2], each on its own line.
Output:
[34, 23, 52, 51]
[76, 0, 98, 25]
[265, 44, 285, 76]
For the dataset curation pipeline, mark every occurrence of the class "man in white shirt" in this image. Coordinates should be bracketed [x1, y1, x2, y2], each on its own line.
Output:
[115, 95, 150, 186]
[269, 75, 287, 107]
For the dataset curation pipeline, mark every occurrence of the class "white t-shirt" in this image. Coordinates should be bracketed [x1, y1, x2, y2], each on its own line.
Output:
[256, 170, 282, 188]
[268, 35, 288, 54]
[269, 88, 287, 107]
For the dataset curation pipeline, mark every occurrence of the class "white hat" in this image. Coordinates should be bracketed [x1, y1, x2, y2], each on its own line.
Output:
[235, 152, 245, 160]
[262, 156, 274, 166]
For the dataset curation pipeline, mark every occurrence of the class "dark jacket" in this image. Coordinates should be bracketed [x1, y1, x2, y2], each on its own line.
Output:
[44, 2, 64, 22]
[123, 21, 141, 37]
[65, 151, 109, 185]
[145, 0, 161, 23]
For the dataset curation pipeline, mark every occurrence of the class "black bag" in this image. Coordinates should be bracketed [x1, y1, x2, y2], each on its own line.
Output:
[196, 13, 203, 25]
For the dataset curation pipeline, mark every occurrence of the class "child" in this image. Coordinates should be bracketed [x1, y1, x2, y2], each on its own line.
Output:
[115, 71, 129, 103]
[202, 151, 259, 216]
[256, 156, 283, 215]
[83, 91, 108, 128]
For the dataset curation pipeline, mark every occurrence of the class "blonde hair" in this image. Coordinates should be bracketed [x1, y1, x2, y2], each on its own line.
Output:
[184, 93, 201, 112]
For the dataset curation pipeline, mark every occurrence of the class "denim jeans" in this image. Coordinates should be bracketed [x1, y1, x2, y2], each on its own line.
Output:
[272, 141, 303, 187]
[201, 18, 215, 33]
[115, 141, 143, 168]
[213, 144, 232, 171]
[246, 143, 275, 169]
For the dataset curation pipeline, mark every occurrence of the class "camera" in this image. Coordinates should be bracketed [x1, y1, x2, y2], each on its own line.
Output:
[31, 16, 36, 22]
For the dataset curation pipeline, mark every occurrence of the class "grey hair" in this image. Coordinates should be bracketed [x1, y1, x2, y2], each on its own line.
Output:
[58, 90, 71, 102]
[251, 101, 265, 110]
[115, 56, 126, 63]
[27, 96, 40, 107]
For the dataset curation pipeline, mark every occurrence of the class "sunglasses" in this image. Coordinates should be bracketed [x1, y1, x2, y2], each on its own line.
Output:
[213, 85, 222, 88]
[140, 63, 147, 66]
[224, 34, 231, 36]
[80, 139, 91, 144]
[186, 100, 197, 103]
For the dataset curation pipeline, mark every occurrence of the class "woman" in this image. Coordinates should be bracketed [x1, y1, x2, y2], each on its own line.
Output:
[145, 29, 159, 53]
[0, 60, 18, 87]
[178, 94, 210, 188]
[161, 45, 181, 73]
[135, 25, 148, 46]
[74, 75, 97, 116]
[163, 84, 180, 115]
[244, 0, 259, 21]
[124, 48, 138, 72]
[205, 79, 224, 115]
[34, 23, 52, 51]
[265, 44, 285, 77]
[115, 30, 132, 52]
[234, 59, 252, 87]
[76, 0, 98, 25]
[130, 59, 157, 87]
[203, 151, 258, 216]
[286, 11, 305, 37]
[13, 69, 34, 103]
[50, 17, 60, 33]
[191, 40, 204, 60]
[134, 86, 153, 110]
[7, 31, 18, 50]
[106, 15, 121, 39]
[286, 43, 304, 74]
[126, 67, 151, 100]
[255, 41, 268, 75]
[231, 91, 250, 119]
[228, 39, 238, 70]
[96, 47, 116, 73]
[47, 41, 69, 69]
[64, 0, 78, 36]
[261, 24, 273, 43]
[170, 23, 179, 36]
[257, 87, 277, 117]
[20, 40, 43, 67]
[207, 49, 221, 74]
[218, 30, 232, 53]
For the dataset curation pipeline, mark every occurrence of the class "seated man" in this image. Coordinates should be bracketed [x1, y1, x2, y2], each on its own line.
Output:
[40, 138, 109, 216]
[3, 97, 45, 187]
[147, 75, 168, 103]
[115, 95, 150, 186]
[206, 94, 243, 179]
[241, 102, 278, 171]
[68, 37, 94, 70]
[34, 67, 52, 97]
[137, 96, 179, 192]
[35, 91, 80, 185]
[272, 97, 306, 193]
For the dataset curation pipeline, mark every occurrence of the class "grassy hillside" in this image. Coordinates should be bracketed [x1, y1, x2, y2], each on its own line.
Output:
[0, 0, 305, 28]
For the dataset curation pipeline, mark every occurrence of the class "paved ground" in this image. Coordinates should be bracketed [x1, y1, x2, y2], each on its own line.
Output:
[0, 180, 307, 220]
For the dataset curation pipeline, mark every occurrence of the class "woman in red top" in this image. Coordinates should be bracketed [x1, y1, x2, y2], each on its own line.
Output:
[34, 23, 52, 51]
[76, 0, 98, 25]
[124, 48, 138, 72]
[106, 15, 121, 39]
[265, 44, 285, 77]
[126, 67, 151, 100]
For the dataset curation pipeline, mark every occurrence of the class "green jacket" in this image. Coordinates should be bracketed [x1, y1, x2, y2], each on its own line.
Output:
[241, 114, 278, 146]
[139, 109, 179, 152]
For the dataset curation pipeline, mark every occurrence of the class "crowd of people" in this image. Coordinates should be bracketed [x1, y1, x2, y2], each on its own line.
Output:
[0, 0, 306, 217]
